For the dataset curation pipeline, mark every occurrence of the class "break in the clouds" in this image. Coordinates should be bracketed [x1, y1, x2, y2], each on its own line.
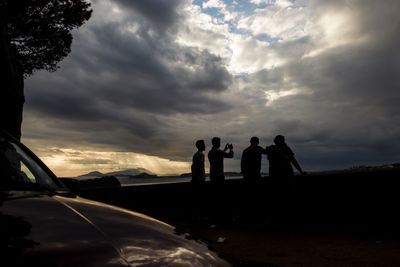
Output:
[23, 0, 400, 176]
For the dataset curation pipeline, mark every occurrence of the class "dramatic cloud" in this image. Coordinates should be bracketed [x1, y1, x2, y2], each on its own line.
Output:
[23, 0, 400, 176]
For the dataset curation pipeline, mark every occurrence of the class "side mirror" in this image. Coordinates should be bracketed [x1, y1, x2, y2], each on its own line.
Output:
[59, 178, 80, 194]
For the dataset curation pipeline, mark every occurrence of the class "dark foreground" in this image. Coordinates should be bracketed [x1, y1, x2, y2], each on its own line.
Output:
[71, 169, 400, 266]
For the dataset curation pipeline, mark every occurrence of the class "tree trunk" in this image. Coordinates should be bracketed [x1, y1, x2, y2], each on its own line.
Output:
[0, 21, 24, 140]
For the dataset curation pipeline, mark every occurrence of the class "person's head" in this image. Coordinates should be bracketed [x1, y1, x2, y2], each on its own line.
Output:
[211, 137, 221, 148]
[250, 136, 259, 146]
[274, 135, 285, 145]
[195, 140, 206, 151]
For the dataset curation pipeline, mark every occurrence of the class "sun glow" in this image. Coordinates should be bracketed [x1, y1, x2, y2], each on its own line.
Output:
[38, 148, 191, 177]
[303, 9, 367, 58]
[265, 87, 311, 106]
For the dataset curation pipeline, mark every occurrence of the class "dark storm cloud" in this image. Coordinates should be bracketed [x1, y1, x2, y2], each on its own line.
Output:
[55, 12, 232, 115]
[24, 0, 233, 157]
[112, 0, 185, 30]
[27, 86, 101, 122]
[23, 104, 174, 156]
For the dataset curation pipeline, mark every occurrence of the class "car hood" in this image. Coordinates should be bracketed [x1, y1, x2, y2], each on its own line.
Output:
[0, 191, 230, 267]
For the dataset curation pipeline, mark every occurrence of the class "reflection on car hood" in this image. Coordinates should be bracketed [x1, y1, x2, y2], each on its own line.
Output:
[0, 191, 231, 266]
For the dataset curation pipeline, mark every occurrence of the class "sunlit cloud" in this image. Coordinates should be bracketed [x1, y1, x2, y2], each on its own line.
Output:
[237, 0, 309, 41]
[176, 4, 231, 59]
[265, 87, 312, 106]
[202, 0, 226, 9]
[38, 148, 190, 177]
[228, 34, 285, 74]
[303, 8, 368, 58]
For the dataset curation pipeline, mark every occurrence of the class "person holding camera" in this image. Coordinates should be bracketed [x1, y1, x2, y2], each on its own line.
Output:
[208, 137, 234, 184]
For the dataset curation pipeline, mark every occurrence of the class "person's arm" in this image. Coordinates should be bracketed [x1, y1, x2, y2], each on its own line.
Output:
[240, 155, 244, 173]
[191, 154, 198, 178]
[291, 155, 307, 175]
[192, 153, 198, 168]
[240, 151, 246, 174]
[260, 146, 268, 155]
[287, 146, 306, 175]
[199, 153, 205, 176]
[223, 144, 234, 158]
[224, 149, 234, 158]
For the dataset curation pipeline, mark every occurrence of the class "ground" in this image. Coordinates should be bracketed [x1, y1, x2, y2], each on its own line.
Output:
[78, 169, 400, 267]
[175, 223, 400, 267]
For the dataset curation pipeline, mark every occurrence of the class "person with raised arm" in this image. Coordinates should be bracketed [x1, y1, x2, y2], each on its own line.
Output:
[208, 137, 234, 184]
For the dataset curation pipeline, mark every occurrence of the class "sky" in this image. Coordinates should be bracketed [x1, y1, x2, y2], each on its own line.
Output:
[22, 0, 400, 177]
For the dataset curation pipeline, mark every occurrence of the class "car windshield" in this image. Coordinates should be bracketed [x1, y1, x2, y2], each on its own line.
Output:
[0, 135, 63, 192]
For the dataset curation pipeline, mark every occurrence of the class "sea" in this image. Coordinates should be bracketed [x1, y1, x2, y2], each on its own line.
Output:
[117, 175, 243, 186]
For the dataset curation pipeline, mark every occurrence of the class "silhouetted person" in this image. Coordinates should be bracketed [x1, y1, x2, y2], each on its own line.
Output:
[266, 135, 306, 179]
[266, 135, 306, 222]
[191, 140, 206, 184]
[240, 137, 267, 223]
[208, 137, 234, 184]
[241, 136, 267, 182]
[207, 137, 233, 225]
[190, 140, 207, 222]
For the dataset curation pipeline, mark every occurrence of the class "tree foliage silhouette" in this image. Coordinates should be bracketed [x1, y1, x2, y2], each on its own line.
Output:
[0, 0, 92, 139]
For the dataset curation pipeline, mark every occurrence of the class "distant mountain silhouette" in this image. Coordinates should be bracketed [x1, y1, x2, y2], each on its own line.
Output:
[78, 168, 155, 178]
[78, 171, 104, 178]
[106, 168, 155, 177]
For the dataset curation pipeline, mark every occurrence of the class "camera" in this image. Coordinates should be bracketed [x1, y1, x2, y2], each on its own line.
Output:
[226, 143, 233, 150]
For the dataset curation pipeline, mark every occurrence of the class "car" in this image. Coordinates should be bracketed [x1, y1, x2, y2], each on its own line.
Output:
[0, 131, 232, 267]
